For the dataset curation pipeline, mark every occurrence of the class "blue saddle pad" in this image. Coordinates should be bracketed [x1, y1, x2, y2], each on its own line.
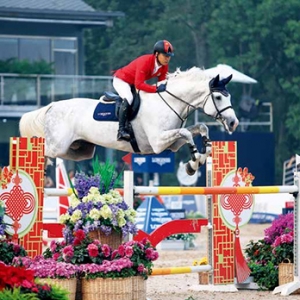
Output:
[93, 101, 118, 122]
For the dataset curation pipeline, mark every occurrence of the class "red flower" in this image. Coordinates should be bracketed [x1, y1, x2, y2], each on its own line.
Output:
[73, 238, 81, 246]
[74, 229, 85, 242]
[53, 253, 60, 261]
[125, 246, 133, 258]
[101, 244, 111, 258]
[87, 243, 99, 257]
[0, 263, 35, 290]
[118, 244, 125, 256]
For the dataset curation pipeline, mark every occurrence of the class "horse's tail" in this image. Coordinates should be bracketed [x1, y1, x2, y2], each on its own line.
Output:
[19, 103, 53, 138]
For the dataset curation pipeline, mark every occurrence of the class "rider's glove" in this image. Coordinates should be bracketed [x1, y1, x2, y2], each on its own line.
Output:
[156, 83, 167, 93]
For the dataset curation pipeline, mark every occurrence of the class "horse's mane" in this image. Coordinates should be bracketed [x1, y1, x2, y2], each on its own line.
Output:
[167, 67, 208, 82]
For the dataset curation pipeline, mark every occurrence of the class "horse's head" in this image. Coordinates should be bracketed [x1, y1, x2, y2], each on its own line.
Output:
[204, 74, 239, 133]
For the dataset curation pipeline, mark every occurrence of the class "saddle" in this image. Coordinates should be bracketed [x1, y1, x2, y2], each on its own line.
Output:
[93, 89, 141, 152]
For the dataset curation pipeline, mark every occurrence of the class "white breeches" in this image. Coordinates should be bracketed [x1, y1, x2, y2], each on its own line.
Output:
[113, 77, 134, 105]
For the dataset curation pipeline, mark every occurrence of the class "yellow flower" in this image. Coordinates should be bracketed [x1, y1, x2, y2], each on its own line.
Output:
[89, 186, 100, 196]
[59, 213, 70, 224]
[117, 216, 126, 227]
[103, 193, 115, 204]
[70, 210, 82, 223]
[89, 208, 101, 220]
[81, 196, 89, 203]
[109, 190, 122, 202]
[86, 194, 96, 202]
[70, 197, 81, 208]
[192, 257, 208, 266]
[125, 208, 137, 223]
[199, 257, 208, 265]
[100, 204, 112, 219]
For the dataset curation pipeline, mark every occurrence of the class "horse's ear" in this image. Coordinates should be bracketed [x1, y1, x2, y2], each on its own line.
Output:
[209, 75, 220, 88]
[221, 74, 233, 85]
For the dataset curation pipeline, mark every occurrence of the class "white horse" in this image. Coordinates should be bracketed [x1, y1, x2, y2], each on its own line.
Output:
[19, 67, 239, 175]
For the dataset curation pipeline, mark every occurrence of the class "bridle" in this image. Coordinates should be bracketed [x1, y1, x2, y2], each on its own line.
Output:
[202, 91, 233, 123]
[157, 83, 233, 126]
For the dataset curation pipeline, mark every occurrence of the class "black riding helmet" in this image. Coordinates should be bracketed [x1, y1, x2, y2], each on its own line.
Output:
[153, 40, 174, 57]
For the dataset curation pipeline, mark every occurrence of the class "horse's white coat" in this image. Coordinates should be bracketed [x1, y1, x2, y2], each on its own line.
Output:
[19, 67, 238, 169]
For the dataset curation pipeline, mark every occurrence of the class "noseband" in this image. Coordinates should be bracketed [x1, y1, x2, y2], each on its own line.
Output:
[202, 92, 233, 122]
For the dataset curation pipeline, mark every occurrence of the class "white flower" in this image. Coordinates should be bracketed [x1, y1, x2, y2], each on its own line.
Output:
[70, 209, 82, 223]
[89, 208, 101, 220]
[100, 204, 112, 219]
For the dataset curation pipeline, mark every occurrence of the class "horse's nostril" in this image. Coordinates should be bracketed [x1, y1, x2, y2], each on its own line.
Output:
[230, 121, 235, 128]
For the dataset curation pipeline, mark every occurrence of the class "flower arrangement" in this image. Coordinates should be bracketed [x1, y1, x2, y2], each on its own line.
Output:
[43, 230, 158, 280]
[0, 262, 69, 300]
[43, 230, 113, 265]
[59, 160, 138, 242]
[78, 258, 134, 279]
[112, 239, 159, 279]
[0, 239, 27, 265]
[245, 212, 294, 290]
[13, 256, 78, 279]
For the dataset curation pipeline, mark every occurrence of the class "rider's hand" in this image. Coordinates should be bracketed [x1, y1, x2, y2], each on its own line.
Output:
[156, 83, 167, 93]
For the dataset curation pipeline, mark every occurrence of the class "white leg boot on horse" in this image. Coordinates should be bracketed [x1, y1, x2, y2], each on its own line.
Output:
[117, 99, 131, 141]
[176, 128, 211, 176]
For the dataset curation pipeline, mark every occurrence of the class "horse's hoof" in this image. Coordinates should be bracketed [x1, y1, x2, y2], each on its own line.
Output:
[186, 162, 196, 176]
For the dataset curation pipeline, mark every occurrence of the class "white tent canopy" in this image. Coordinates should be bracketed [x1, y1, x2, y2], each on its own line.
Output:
[203, 64, 258, 84]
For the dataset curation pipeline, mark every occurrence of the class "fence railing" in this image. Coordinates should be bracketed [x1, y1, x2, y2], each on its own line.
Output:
[0, 73, 113, 117]
[0, 73, 273, 132]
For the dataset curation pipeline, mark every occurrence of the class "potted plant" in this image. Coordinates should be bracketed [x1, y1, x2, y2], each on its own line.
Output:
[112, 238, 158, 300]
[59, 160, 138, 249]
[13, 256, 78, 300]
[0, 262, 69, 300]
[245, 213, 294, 290]
[0, 239, 27, 265]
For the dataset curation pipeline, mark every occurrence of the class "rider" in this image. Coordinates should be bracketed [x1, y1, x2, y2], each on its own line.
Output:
[113, 40, 174, 141]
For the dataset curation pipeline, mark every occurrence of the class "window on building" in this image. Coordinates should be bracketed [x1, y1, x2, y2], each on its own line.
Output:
[0, 36, 78, 75]
[19, 38, 51, 63]
[0, 38, 18, 60]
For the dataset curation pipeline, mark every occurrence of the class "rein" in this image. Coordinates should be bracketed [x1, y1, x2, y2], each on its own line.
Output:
[157, 88, 197, 126]
[157, 87, 233, 127]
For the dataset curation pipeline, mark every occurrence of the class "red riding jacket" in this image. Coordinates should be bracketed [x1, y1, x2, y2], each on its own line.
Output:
[114, 54, 168, 93]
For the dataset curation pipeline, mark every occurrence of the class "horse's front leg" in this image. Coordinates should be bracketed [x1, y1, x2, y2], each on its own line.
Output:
[169, 123, 210, 152]
[151, 127, 210, 176]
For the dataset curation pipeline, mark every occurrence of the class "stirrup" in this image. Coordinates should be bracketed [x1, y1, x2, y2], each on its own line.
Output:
[117, 130, 130, 141]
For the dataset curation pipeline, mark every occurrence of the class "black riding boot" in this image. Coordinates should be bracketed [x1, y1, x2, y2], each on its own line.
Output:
[117, 99, 131, 141]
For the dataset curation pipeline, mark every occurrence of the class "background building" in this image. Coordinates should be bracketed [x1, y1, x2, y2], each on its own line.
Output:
[0, 0, 122, 167]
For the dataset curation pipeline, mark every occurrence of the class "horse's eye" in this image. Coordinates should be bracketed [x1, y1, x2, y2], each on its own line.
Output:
[215, 95, 222, 101]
